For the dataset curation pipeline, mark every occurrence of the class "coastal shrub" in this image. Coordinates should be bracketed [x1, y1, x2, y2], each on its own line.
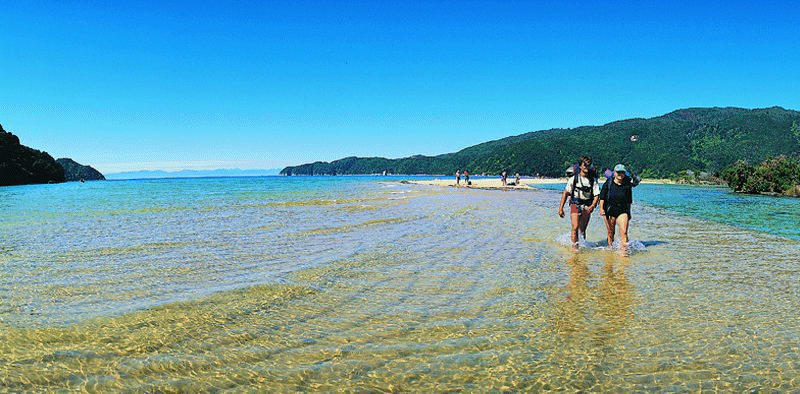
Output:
[722, 155, 800, 195]
[721, 160, 755, 192]
[786, 185, 800, 197]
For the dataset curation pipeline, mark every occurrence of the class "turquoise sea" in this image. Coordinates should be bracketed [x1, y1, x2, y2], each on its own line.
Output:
[2, 176, 800, 392]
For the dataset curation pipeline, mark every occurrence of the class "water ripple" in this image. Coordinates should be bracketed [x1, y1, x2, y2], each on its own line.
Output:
[2, 178, 800, 391]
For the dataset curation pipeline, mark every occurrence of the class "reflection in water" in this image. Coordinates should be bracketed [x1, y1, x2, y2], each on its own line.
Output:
[553, 253, 634, 344]
[544, 253, 637, 391]
[551, 252, 634, 372]
[553, 254, 590, 336]
[598, 254, 634, 336]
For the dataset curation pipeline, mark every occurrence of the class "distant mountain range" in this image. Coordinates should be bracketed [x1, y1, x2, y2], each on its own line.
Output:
[281, 107, 800, 178]
[105, 168, 281, 180]
[2, 122, 282, 186]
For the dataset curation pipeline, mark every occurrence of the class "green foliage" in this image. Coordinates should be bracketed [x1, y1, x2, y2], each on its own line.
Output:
[722, 156, 800, 195]
[281, 107, 800, 178]
[721, 160, 754, 192]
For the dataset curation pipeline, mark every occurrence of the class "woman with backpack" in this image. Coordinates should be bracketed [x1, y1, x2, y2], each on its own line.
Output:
[558, 156, 600, 249]
[599, 164, 634, 252]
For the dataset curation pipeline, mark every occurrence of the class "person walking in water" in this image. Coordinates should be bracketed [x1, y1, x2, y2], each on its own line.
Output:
[558, 156, 600, 249]
[599, 164, 634, 253]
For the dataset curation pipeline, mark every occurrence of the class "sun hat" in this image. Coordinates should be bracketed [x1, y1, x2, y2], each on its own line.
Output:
[614, 164, 627, 172]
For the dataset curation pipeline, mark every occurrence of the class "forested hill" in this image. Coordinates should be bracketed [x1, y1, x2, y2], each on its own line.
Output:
[281, 107, 800, 178]
[56, 158, 106, 182]
[1, 123, 65, 186]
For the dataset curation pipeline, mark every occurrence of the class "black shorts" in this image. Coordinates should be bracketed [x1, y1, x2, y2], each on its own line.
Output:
[605, 205, 630, 219]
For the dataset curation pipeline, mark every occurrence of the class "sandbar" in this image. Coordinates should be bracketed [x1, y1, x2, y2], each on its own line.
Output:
[405, 177, 676, 190]
[404, 177, 566, 190]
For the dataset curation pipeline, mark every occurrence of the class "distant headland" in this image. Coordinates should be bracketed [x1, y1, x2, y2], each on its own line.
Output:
[56, 158, 106, 182]
[1, 123, 104, 186]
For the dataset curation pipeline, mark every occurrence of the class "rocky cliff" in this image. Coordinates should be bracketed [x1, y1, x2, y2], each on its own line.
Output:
[0, 124, 66, 186]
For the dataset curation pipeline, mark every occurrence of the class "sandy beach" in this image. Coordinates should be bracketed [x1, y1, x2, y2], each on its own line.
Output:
[405, 177, 675, 189]
[403, 177, 562, 189]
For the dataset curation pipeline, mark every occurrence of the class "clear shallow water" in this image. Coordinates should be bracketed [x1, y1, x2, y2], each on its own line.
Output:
[2, 176, 800, 392]
[537, 182, 800, 240]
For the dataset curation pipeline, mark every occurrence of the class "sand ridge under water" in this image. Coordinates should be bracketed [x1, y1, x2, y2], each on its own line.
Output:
[2, 177, 799, 392]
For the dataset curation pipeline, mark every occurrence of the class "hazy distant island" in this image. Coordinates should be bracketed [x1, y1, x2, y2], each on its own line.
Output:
[281, 107, 800, 183]
[3, 121, 282, 186]
[105, 168, 281, 180]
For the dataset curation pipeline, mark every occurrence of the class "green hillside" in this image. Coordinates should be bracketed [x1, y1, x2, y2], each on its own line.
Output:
[281, 107, 800, 178]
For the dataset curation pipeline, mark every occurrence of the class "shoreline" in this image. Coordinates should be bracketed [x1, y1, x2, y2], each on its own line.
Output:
[404, 177, 678, 190]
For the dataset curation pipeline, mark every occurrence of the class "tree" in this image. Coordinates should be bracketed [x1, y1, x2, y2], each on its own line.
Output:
[722, 156, 800, 195]
[793, 121, 800, 146]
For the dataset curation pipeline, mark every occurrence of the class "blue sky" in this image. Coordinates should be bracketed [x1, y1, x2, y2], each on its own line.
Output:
[2, 0, 799, 174]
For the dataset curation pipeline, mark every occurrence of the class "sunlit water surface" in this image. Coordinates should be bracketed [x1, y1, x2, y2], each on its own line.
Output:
[2, 177, 800, 392]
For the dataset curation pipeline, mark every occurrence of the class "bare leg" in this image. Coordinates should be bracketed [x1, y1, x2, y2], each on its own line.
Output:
[617, 213, 630, 254]
[605, 215, 617, 248]
[578, 211, 591, 240]
[570, 212, 581, 249]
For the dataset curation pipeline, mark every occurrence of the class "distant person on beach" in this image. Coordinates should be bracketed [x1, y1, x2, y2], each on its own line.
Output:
[464, 170, 470, 185]
[599, 164, 634, 252]
[456, 170, 461, 186]
[515, 173, 520, 185]
[558, 156, 600, 249]
[501, 170, 507, 186]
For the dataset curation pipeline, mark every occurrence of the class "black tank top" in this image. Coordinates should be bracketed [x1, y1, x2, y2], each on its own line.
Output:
[601, 180, 632, 208]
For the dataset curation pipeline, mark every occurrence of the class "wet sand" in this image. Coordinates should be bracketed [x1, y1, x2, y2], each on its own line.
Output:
[404, 177, 563, 190]
[405, 177, 675, 190]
